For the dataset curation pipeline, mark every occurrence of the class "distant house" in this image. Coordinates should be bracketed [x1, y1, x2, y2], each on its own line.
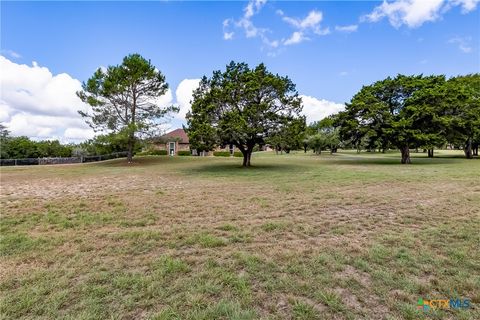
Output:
[155, 128, 191, 156]
[154, 128, 244, 156]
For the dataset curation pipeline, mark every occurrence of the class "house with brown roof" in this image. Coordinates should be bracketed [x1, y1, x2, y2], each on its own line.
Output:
[155, 128, 191, 156]
[154, 128, 243, 156]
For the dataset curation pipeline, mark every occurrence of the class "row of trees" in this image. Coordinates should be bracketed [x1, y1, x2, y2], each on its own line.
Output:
[0, 126, 74, 159]
[8, 54, 473, 166]
[185, 63, 479, 165]
[336, 74, 479, 163]
[0, 125, 143, 159]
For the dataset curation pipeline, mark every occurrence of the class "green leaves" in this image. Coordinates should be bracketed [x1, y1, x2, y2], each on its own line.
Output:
[185, 61, 303, 165]
[77, 53, 173, 133]
[337, 73, 479, 162]
[76, 54, 175, 161]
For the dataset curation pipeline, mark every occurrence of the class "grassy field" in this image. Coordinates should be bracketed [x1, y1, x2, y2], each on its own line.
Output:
[1, 150, 479, 319]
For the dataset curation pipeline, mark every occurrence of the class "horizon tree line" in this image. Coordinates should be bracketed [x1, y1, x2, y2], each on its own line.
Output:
[1, 53, 478, 165]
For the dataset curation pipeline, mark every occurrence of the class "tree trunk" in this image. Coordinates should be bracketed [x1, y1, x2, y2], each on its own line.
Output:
[464, 138, 473, 159]
[400, 145, 411, 164]
[427, 148, 434, 158]
[241, 147, 253, 167]
[127, 135, 135, 163]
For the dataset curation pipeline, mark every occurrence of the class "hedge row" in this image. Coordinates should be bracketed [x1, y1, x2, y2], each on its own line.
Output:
[150, 149, 168, 155]
[137, 149, 168, 156]
[138, 150, 244, 157]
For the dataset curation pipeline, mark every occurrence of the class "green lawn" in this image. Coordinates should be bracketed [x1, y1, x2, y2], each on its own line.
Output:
[1, 151, 479, 319]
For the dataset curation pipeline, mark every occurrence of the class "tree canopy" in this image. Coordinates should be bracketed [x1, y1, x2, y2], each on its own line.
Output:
[335, 73, 479, 163]
[186, 61, 303, 166]
[77, 53, 176, 162]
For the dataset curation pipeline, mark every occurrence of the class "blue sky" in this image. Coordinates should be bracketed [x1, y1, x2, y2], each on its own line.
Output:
[1, 0, 479, 141]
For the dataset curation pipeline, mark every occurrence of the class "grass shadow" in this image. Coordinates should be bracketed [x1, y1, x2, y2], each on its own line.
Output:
[93, 155, 174, 167]
[180, 161, 307, 178]
[328, 154, 477, 166]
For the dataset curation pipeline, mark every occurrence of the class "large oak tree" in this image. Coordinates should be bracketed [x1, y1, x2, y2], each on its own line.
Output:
[77, 54, 176, 162]
[186, 61, 303, 167]
[441, 74, 480, 158]
[337, 74, 446, 164]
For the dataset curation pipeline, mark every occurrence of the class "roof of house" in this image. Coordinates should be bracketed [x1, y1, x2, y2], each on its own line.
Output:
[161, 128, 189, 143]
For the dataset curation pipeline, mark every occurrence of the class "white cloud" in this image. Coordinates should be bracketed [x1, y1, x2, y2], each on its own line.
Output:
[64, 128, 95, 140]
[0, 56, 186, 142]
[282, 10, 323, 29]
[0, 102, 13, 122]
[362, 0, 479, 28]
[0, 55, 94, 142]
[284, 32, 309, 45]
[280, 10, 330, 45]
[222, 0, 280, 52]
[339, 71, 349, 76]
[174, 79, 201, 121]
[300, 95, 345, 124]
[156, 88, 173, 108]
[448, 36, 473, 53]
[244, 0, 267, 19]
[224, 2, 334, 52]
[225, 0, 271, 41]
[222, 19, 235, 40]
[224, 32, 234, 40]
[449, 0, 480, 12]
[315, 27, 331, 36]
[335, 24, 358, 33]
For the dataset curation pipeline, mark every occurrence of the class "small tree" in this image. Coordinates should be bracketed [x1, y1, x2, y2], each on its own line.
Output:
[186, 61, 303, 167]
[307, 133, 328, 154]
[77, 53, 177, 162]
[309, 116, 341, 153]
[266, 117, 306, 154]
[80, 129, 140, 156]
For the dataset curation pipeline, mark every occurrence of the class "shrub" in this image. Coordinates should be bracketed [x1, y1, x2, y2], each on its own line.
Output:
[233, 152, 243, 157]
[149, 149, 168, 155]
[178, 150, 191, 156]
